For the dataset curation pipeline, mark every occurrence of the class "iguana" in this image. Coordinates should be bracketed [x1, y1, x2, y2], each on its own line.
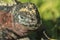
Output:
[0, 0, 50, 40]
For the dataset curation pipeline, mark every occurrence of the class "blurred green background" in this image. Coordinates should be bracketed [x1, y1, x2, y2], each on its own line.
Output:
[0, 0, 60, 39]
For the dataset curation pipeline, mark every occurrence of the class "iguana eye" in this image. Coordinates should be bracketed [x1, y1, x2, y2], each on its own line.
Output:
[20, 16, 24, 19]
[18, 15, 24, 20]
